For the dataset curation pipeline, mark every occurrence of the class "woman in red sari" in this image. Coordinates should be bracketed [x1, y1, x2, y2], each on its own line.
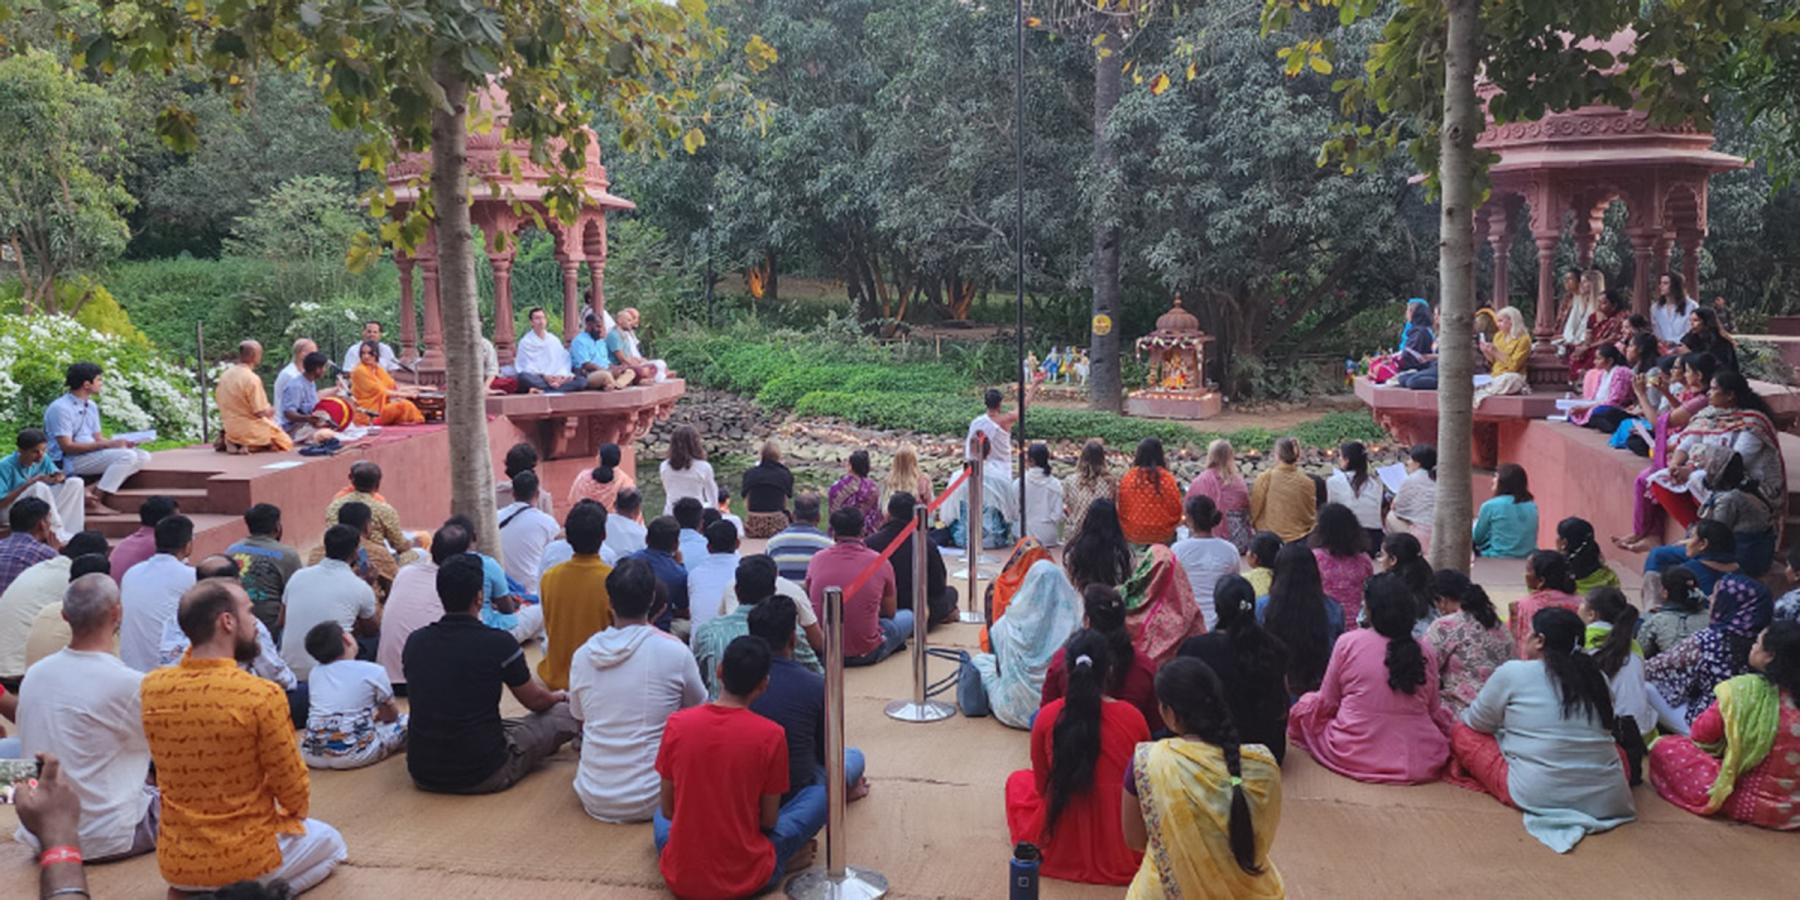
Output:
[1006, 631, 1149, 885]
[1568, 288, 1630, 382]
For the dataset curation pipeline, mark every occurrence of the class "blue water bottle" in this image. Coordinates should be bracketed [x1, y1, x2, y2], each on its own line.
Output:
[1010, 842, 1041, 900]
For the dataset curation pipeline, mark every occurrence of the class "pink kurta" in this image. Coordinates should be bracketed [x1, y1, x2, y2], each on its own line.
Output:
[1288, 629, 1453, 784]
[1508, 590, 1581, 657]
[1187, 469, 1250, 541]
[1313, 549, 1374, 626]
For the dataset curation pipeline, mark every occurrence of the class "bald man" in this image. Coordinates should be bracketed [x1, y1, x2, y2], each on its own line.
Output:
[216, 340, 292, 453]
[273, 338, 318, 406]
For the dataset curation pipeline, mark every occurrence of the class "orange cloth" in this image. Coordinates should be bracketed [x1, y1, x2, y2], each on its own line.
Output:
[1116, 467, 1182, 545]
[980, 537, 1052, 652]
[352, 362, 424, 425]
[141, 655, 310, 888]
[567, 466, 637, 512]
[216, 364, 293, 451]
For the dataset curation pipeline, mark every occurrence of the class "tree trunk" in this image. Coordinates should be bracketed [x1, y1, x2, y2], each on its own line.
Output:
[431, 61, 501, 557]
[1088, 28, 1125, 413]
[765, 248, 779, 303]
[1431, 0, 1480, 572]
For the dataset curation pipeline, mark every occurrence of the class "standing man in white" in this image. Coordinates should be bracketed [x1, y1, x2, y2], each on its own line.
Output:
[43, 362, 151, 514]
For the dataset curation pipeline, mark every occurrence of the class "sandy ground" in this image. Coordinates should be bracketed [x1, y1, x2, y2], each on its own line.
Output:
[3, 555, 1794, 899]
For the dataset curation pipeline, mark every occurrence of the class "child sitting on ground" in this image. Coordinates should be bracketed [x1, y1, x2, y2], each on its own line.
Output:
[1641, 567, 1708, 659]
[1245, 531, 1281, 598]
[718, 487, 746, 537]
[301, 621, 408, 769]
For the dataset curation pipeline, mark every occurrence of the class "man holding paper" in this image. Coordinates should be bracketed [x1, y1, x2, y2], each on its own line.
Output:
[44, 362, 152, 515]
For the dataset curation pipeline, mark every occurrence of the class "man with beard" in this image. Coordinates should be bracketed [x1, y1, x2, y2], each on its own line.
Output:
[140, 578, 347, 894]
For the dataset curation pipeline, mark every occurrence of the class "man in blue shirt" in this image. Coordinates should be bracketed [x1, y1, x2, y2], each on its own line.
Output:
[569, 311, 637, 391]
[746, 596, 867, 809]
[630, 516, 689, 637]
[0, 428, 83, 543]
[43, 362, 152, 511]
[276, 352, 340, 445]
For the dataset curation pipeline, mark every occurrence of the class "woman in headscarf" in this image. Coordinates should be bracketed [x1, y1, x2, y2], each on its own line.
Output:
[1647, 572, 1774, 734]
[1649, 621, 1800, 830]
[981, 536, 1053, 653]
[971, 559, 1084, 728]
[1625, 372, 1786, 553]
[1121, 544, 1206, 668]
[350, 340, 424, 425]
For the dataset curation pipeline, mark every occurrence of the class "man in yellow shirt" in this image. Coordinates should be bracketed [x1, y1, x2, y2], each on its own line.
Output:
[216, 340, 294, 454]
[537, 501, 614, 690]
[140, 578, 346, 893]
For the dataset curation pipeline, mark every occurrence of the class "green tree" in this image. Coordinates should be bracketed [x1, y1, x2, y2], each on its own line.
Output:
[0, 49, 132, 314]
[69, 0, 770, 551]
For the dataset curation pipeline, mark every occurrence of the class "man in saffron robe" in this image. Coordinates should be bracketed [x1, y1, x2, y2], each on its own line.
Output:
[217, 341, 293, 453]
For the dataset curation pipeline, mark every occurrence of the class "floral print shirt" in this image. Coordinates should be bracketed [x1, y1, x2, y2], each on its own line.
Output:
[1423, 611, 1514, 715]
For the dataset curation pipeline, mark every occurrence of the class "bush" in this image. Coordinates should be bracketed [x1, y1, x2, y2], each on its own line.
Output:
[0, 314, 208, 444]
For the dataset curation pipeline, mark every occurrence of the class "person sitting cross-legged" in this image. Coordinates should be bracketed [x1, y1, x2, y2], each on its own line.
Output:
[158, 555, 305, 729]
[605, 488, 649, 560]
[404, 555, 579, 794]
[109, 495, 178, 586]
[747, 595, 870, 814]
[119, 514, 196, 673]
[630, 517, 689, 635]
[693, 556, 821, 699]
[0, 530, 108, 690]
[1, 427, 84, 543]
[141, 578, 347, 894]
[350, 339, 425, 426]
[377, 521, 467, 691]
[217, 340, 294, 453]
[866, 491, 959, 627]
[299, 621, 408, 770]
[537, 502, 615, 692]
[654, 635, 819, 897]
[768, 493, 834, 583]
[568, 557, 704, 823]
[279, 525, 380, 681]
[0, 497, 59, 600]
[276, 351, 341, 446]
[44, 361, 152, 514]
[226, 503, 304, 638]
[13, 574, 158, 862]
[685, 520, 742, 635]
[498, 469, 561, 597]
[324, 462, 421, 580]
[806, 507, 908, 667]
[514, 306, 589, 393]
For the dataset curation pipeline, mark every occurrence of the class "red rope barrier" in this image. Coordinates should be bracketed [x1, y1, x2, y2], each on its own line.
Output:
[838, 463, 975, 599]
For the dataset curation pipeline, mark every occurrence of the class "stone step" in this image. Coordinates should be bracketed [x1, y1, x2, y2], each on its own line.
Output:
[103, 487, 216, 516]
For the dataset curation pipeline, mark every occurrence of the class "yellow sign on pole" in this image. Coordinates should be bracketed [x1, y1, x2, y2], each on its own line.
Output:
[1091, 314, 1113, 336]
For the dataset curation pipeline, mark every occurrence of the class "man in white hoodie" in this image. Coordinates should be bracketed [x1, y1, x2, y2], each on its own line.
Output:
[567, 557, 705, 823]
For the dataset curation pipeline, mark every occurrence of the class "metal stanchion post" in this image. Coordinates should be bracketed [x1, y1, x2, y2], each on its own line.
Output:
[958, 453, 987, 624]
[885, 507, 955, 723]
[788, 588, 889, 899]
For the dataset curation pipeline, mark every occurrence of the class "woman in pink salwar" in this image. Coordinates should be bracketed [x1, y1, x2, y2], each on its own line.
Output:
[1186, 439, 1252, 552]
[1289, 573, 1453, 784]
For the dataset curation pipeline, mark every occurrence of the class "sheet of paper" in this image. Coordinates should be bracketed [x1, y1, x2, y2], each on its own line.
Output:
[1376, 463, 1407, 494]
[1471, 374, 1493, 388]
[261, 460, 305, 471]
[114, 430, 157, 445]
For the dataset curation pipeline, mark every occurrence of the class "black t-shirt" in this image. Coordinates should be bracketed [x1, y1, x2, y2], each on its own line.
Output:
[403, 614, 532, 789]
[750, 656, 824, 800]
[740, 462, 795, 513]
[867, 522, 950, 619]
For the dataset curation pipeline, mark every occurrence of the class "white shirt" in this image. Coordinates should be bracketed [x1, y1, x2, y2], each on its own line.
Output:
[568, 623, 706, 823]
[659, 459, 718, 515]
[279, 558, 378, 679]
[604, 514, 647, 559]
[1326, 470, 1386, 531]
[1170, 536, 1242, 630]
[720, 576, 819, 628]
[14, 649, 152, 858]
[342, 341, 399, 374]
[514, 329, 572, 377]
[307, 658, 393, 718]
[118, 554, 195, 672]
[538, 539, 619, 586]
[966, 413, 1012, 483]
[685, 552, 741, 633]
[1650, 298, 1698, 344]
[677, 529, 709, 569]
[0, 555, 71, 677]
[498, 502, 561, 594]
[1018, 469, 1066, 547]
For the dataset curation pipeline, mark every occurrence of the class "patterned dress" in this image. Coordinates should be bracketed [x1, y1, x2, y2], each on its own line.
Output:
[1117, 467, 1183, 546]
[1313, 549, 1374, 627]
[827, 474, 881, 537]
[1650, 681, 1800, 830]
[1645, 574, 1773, 728]
[1062, 474, 1116, 536]
[1423, 611, 1515, 715]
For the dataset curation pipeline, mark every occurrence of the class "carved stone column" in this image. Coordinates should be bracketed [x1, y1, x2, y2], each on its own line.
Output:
[560, 259, 582, 345]
[587, 256, 607, 327]
[491, 256, 517, 366]
[420, 258, 445, 370]
[1628, 230, 1659, 317]
[1532, 234, 1559, 345]
[1680, 233, 1703, 301]
[396, 256, 417, 360]
[1487, 207, 1514, 309]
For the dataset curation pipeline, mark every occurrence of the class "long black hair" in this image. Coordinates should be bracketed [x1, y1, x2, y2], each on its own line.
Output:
[592, 443, 622, 485]
[1209, 574, 1290, 735]
[1082, 584, 1135, 693]
[1028, 442, 1052, 475]
[1712, 370, 1774, 418]
[1409, 444, 1437, 481]
[1528, 549, 1578, 595]
[1046, 631, 1110, 838]
[1185, 493, 1222, 535]
[1310, 502, 1366, 558]
[1366, 572, 1426, 694]
[1264, 543, 1331, 693]
[1339, 441, 1371, 496]
[1629, 332, 1661, 374]
[1532, 607, 1616, 728]
[1556, 517, 1605, 582]
[1495, 464, 1533, 503]
[1760, 621, 1800, 698]
[1659, 566, 1705, 613]
[1133, 437, 1169, 493]
[1433, 568, 1500, 629]
[1382, 532, 1433, 619]
[1247, 531, 1282, 570]
[1584, 587, 1639, 679]
[1154, 658, 1263, 875]
[1064, 499, 1135, 589]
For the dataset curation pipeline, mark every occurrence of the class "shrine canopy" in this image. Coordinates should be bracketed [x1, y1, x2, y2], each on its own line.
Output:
[1469, 30, 1745, 385]
[385, 84, 636, 377]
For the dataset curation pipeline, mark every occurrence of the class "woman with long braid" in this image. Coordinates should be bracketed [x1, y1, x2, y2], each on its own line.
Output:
[1121, 657, 1284, 897]
[1452, 607, 1636, 852]
[1005, 631, 1149, 885]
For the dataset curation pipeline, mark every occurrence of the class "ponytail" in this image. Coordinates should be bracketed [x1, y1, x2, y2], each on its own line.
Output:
[1046, 631, 1110, 838]
[1081, 584, 1135, 692]
[1533, 607, 1616, 729]
[1556, 517, 1604, 581]
[593, 443, 622, 485]
[1366, 573, 1426, 694]
[1585, 587, 1639, 678]
[1528, 549, 1578, 595]
[1461, 583, 1501, 630]
[1154, 658, 1262, 875]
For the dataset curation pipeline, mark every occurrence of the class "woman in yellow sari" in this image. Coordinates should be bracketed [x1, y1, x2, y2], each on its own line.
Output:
[351, 340, 424, 425]
[1124, 657, 1284, 899]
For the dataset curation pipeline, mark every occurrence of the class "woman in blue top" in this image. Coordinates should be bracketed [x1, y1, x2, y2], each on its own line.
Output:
[1473, 464, 1539, 558]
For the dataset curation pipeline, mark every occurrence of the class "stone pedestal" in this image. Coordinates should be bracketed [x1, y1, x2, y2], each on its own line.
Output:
[1125, 389, 1223, 420]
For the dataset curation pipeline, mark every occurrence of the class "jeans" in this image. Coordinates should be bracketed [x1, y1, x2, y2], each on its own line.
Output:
[654, 749, 861, 893]
[517, 372, 589, 393]
[1395, 362, 1438, 390]
[1644, 530, 1776, 579]
[845, 609, 913, 667]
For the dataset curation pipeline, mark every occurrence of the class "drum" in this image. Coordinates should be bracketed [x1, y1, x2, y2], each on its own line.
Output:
[313, 395, 354, 430]
[414, 391, 447, 422]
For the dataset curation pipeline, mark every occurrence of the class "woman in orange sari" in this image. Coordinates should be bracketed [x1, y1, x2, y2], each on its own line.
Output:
[981, 536, 1052, 652]
[351, 340, 424, 426]
[1117, 438, 1182, 545]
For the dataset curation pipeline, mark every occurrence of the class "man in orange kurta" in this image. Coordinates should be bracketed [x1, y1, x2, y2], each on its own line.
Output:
[216, 340, 293, 452]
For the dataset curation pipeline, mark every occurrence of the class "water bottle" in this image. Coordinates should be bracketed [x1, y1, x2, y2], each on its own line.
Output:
[1010, 842, 1041, 900]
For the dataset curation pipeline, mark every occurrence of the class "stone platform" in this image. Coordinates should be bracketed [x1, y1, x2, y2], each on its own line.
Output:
[1124, 388, 1223, 419]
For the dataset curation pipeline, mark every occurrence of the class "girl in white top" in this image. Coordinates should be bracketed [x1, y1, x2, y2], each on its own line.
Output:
[1170, 494, 1242, 631]
[1017, 443, 1066, 546]
[1325, 441, 1385, 544]
[1385, 445, 1437, 546]
[1581, 587, 1657, 738]
[300, 622, 407, 770]
[658, 424, 718, 516]
[1650, 271, 1698, 344]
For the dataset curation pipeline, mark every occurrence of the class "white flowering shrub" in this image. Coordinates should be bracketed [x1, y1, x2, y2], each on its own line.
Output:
[0, 314, 210, 444]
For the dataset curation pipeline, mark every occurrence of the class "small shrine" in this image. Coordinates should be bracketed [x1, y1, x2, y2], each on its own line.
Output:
[1125, 295, 1222, 419]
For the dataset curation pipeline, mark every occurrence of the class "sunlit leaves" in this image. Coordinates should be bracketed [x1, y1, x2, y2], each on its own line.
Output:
[1149, 72, 1170, 94]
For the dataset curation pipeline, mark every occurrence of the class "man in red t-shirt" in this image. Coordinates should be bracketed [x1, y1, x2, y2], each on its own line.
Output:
[803, 508, 909, 666]
[654, 635, 820, 897]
